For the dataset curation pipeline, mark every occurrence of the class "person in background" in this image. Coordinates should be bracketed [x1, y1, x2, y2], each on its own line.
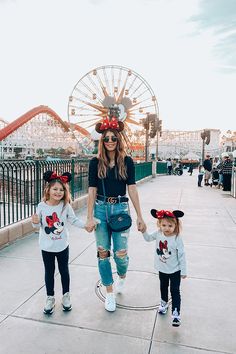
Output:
[217, 159, 224, 189]
[221, 154, 233, 191]
[188, 163, 193, 176]
[203, 155, 212, 186]
[167, 159, 173, 175]
[198, 165, 205, 187]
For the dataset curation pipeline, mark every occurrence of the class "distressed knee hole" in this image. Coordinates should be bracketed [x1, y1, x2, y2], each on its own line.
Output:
[116, 249, 127, 258]
[97, 247, 110, 259]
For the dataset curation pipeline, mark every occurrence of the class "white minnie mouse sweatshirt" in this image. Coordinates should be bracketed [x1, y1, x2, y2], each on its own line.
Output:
[32, 201, 85, 252]
[142, 230, 187, 276]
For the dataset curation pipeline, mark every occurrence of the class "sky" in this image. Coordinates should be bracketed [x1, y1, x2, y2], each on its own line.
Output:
[0, 0, 235, 132]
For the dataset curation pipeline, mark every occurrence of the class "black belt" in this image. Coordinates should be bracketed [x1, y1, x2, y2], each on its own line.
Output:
[96, 195, 129, 204]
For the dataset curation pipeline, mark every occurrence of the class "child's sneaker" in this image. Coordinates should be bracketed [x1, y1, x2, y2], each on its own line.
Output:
[158, 300, 169, 314]
[115, 277, 126, 294]
[105, 292, 116, 312]
[43, 296, 55, 314]
[172, 308, 181, 327]
[62, 292, 72, 311]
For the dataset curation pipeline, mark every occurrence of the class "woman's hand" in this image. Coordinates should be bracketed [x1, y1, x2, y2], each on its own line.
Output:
[32, 213, 40, 224]
[136, 217, 146, 233]
[85, 218, 97, 233]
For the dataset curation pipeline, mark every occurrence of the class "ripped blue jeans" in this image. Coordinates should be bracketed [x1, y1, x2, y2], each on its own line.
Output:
[94, 200, 130, 287]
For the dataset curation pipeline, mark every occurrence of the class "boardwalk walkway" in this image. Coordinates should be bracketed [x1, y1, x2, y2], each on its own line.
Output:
[0, 170, 236, 354]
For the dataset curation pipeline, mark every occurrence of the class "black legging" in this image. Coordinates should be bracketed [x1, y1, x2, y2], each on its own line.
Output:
[159, 270, 181, 313]
[41, 246, 70, 296]
[223, 174, 232, 191]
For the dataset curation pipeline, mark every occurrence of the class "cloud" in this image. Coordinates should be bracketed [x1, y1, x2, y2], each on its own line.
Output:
[190, 0, 236, 71]
[0, 0, 16, 3]
[88, 0, 105, 4]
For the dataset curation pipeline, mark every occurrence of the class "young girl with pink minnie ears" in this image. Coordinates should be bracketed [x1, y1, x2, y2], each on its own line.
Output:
[142, 209, 187, 327]
[32, 170, 86, 315]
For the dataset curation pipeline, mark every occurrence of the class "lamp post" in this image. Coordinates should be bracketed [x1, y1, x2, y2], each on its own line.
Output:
[201, 135, 205, 164]
[201, 129, 211, 162]
[155, 119, 162, 161]
[145, 113, 150, 162]
[141, 113, 159, 161]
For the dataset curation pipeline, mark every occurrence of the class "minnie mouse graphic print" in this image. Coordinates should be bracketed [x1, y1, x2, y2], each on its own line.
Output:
[143, 230, 186, 274]
[33, 201, 85, 252]
[157, 240, 171, 262]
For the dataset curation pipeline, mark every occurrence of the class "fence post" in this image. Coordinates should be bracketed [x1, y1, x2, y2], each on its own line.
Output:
[152, 160, 156, 178]
[71, 158, 75, 200]
[35, 160, 40, 207]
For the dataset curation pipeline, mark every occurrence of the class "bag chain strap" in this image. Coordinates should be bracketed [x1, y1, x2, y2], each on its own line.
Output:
[101, 179, 109, 223]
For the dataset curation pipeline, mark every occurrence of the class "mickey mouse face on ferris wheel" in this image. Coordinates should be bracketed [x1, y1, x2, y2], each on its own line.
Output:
[102, 97, 132, 123]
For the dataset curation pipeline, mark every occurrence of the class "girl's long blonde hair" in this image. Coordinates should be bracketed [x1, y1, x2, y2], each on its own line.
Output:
[97, 129, 128, 179]
[42, 180, 71, 206]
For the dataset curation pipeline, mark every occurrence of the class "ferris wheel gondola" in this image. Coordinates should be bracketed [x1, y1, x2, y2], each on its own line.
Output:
[68, 65, 159, 150]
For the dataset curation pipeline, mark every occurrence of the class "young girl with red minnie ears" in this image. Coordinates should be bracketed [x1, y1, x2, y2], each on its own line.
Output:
[142, 209, 187, 327]
[32, 170, 85, 315]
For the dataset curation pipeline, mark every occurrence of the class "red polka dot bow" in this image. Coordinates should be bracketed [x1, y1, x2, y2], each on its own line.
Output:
[159, 240, 168, 251]
[50, 172, 69, 183]
[100, 117, 119, 131]
[156, 210, 175, 219]
[46, 212, 60, 228]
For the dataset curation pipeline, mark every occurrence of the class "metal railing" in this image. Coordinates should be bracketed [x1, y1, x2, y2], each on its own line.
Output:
[156, 161, 167, 174]
[0, 159, 89, 228]
[0, 159, 152, 228]
[135, 162, 152, 180]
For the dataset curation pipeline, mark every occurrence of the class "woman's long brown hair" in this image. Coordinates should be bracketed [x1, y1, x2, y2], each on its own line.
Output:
[97, 129, 128, 179]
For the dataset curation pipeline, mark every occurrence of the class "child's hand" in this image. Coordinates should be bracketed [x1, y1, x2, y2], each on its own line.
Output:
[137, 217, 146, 233]
[181, 275, 187, 279]
[32, 213, 40, 224]
[85, 218, 98, 232]
[94, 218, 101, 229]
[142, 224, 147, 233]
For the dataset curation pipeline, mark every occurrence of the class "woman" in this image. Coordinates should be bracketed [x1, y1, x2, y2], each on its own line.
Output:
[221, 155, 233, 191]
[85, 106, 146, 312]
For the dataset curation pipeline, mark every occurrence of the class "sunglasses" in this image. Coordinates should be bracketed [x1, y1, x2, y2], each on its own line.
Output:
[103, 136, 118, 143]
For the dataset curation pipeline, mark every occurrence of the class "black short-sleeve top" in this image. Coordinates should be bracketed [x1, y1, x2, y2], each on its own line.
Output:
[88, 156, 136, 197]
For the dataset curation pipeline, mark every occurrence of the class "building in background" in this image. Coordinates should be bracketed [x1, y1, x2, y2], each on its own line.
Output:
[220, 130, 236, 153]
[150, 129, 221, 160]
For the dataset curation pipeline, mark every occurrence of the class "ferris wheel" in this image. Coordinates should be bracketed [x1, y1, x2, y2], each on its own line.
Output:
[68, 65, 159, 145]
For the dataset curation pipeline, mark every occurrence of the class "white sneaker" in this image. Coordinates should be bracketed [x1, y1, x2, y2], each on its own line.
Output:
[172, 308, 181, 327]
[105, 293, 116, 312]
[115, 277, 126, 294]
[62, 292, 72, 311]
[43, 296, 55, 314]
[158, 299, 169, 315]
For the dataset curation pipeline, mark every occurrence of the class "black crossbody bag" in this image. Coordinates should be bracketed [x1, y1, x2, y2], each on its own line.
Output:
[101, 179, 132, 232]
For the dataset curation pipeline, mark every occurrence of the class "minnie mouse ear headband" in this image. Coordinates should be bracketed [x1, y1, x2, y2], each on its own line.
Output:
[150, 209, 184, 219]
[43, 170, 72, 184]
[95, 104, 124, 133]
[95, 116, 124, 134]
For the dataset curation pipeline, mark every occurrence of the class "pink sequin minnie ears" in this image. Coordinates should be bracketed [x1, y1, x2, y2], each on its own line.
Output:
[43, 170, 72, 184]
[150, 209, 184, 219]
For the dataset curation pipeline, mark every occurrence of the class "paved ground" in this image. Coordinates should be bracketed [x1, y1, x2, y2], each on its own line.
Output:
[0, 169, 236, 354]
